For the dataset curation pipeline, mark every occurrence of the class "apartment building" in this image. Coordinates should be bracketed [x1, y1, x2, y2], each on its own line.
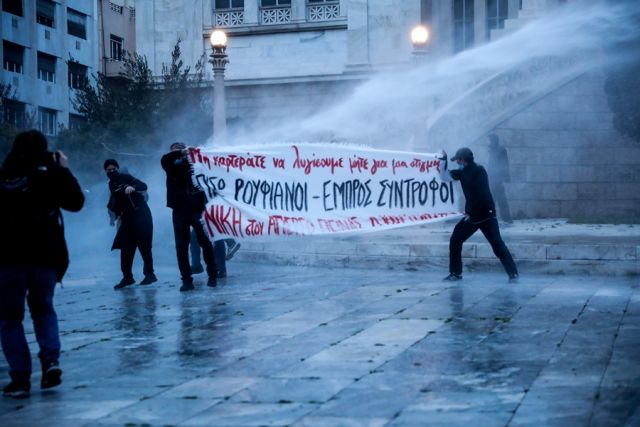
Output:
[1, 0, 99, 135]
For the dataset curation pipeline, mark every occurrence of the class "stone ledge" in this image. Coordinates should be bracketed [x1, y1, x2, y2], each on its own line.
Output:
[235, 241, 639, 276]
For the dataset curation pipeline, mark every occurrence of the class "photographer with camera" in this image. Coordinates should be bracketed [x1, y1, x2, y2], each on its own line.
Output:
[104, 159, 157, 290]
[161, 142, 217, 292]
[0, 130, 84, 398]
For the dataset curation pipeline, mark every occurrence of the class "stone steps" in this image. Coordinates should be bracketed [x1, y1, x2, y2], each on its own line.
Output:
[231, 220, 640, 276]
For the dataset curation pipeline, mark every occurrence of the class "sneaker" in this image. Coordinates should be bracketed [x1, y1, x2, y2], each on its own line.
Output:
[207, 277, 217, 288]
[216, 270, 227, 279]
[2, 381, 30, 398]
[180, 279, 195, 292]
[139, 273, 158, 285]
[225, 242, 241, 261]
[114, 277, 135, 290]
[41, 362, 62, 389]
[191, 264, 204, 274]
[443, 273, 463, 281]
[508, 273, 519, 283]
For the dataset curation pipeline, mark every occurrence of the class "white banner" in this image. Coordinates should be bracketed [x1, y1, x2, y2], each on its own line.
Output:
[189, 143, 462, 240]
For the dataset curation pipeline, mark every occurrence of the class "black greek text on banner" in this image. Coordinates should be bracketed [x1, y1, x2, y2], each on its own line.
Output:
[188, 143, 462, 240]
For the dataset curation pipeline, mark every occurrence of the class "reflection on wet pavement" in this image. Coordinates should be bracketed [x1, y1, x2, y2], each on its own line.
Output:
[0, 265, 638, 426]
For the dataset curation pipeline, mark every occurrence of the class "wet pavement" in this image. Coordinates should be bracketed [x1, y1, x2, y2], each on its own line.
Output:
[0, 263, 638, 426]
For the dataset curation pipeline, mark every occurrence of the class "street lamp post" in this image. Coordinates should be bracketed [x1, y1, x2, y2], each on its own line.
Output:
[410, 25, 430, 61]
[209, 29, 229, 145]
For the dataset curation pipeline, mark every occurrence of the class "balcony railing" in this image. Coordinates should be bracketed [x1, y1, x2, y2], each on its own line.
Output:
[307, 2, 339, 22]
[260, 6, 291, 25]
[214, 8, 244, 27]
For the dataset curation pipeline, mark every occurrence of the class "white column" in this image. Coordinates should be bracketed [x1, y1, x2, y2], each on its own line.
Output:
[292, 0, 306, 22]
[346, 0, 370, 67]
[244, 0, 259, 25]
[474, 0, 487, 45]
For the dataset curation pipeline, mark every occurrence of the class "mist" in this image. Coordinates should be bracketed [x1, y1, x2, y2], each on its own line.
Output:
[61, 1, 640, 281]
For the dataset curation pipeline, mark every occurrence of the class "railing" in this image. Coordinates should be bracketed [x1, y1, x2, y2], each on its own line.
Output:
[260, 6, 291, 25]
[214, 9, 244, 27]
[307, 2, 340, 22]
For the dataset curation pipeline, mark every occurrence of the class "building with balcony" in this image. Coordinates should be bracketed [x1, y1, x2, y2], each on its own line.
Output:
[1, 0, 99, 135]
[98, 0, 135, 78]
[134, 0, 639, 220]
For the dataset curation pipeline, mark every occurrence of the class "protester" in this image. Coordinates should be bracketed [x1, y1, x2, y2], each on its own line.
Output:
[161, 142, 217, 291]
[0, 130, 84, 398]
[190, 234, 240, 278]
[440, 147, 519, 282]
[104, 159, 157, 289]
[487, 134, 513, 223]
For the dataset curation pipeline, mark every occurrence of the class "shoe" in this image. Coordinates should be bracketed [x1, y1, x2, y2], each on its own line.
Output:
[225, 242, 241, 261]
[41, 362, 62, 389]
[114, 277, 135, 290]
[139, 273, 158, 285]
[2, 381, 30, 398]
[216, 270, 227, 279]
[191, 264, 204, 274]
[207, 277, 217, 288]
[443, 273, 463, 281]
[180, 279, 195, 292]
[508, 274, 519, 283]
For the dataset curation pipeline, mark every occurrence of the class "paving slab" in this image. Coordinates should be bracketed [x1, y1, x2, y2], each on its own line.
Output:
[0, 263, 638, 426]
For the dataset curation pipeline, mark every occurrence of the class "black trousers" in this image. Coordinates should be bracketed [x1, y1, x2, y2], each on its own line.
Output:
[172, 210, 217, 281]
[120, 242, 154, 280]
[449, 216, 518, 277]
[190, 232, 228, 274]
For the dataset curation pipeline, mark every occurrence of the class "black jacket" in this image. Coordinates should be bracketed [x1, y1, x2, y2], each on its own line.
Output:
[0, 163, 84, 281]
[107, 172, 153, 250]
[449, 161, 496, 221]
[160, 150, 207, 213]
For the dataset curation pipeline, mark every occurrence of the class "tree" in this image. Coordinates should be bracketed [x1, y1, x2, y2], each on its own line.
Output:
[57, 39, 211, 179]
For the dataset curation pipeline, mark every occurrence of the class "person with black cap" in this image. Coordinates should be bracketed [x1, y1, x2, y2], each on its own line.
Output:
[103, 159, 157, 290]
[440, 147, 519, 282]
[0, 130, 84, 398]
[161, 142, 217, 291]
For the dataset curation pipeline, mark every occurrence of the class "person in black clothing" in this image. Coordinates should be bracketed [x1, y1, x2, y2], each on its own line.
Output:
[487, 134, 513, 223]
[104, 159, 157, 290]
[440, 147, 518, 282]
[0, 130, 84, 398]
[161, 142, 217, 292]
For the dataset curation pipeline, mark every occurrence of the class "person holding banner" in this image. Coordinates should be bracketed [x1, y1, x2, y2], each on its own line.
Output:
[440, 147, 519, 282]
[161, 142, 217, 291]
[0, 130, 84, 398]
[104, 159, 157, 290]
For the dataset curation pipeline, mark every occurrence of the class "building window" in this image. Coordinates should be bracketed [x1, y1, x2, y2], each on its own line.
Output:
[67, 8, 87, 39]
[37, 52, 56, 83]
[307, 0, 340, 22]
[486, 0, 508, 39]
[3, 41, 24, 74]
[2, 0, 23, 17]
[215, 0, 244, 8]
[68, 62, 88, 89]
[453, 0, 474, 53]
[3, 100, 26, 129]
[110, 35, 124, 61]
[260, 0, 291, 25]
[38, 107, 57, 136]
[68, 114, 86, 131]
[109, 2, 123, 14]
[36, 0, 56, 28]
[214, 0, 244, 27]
